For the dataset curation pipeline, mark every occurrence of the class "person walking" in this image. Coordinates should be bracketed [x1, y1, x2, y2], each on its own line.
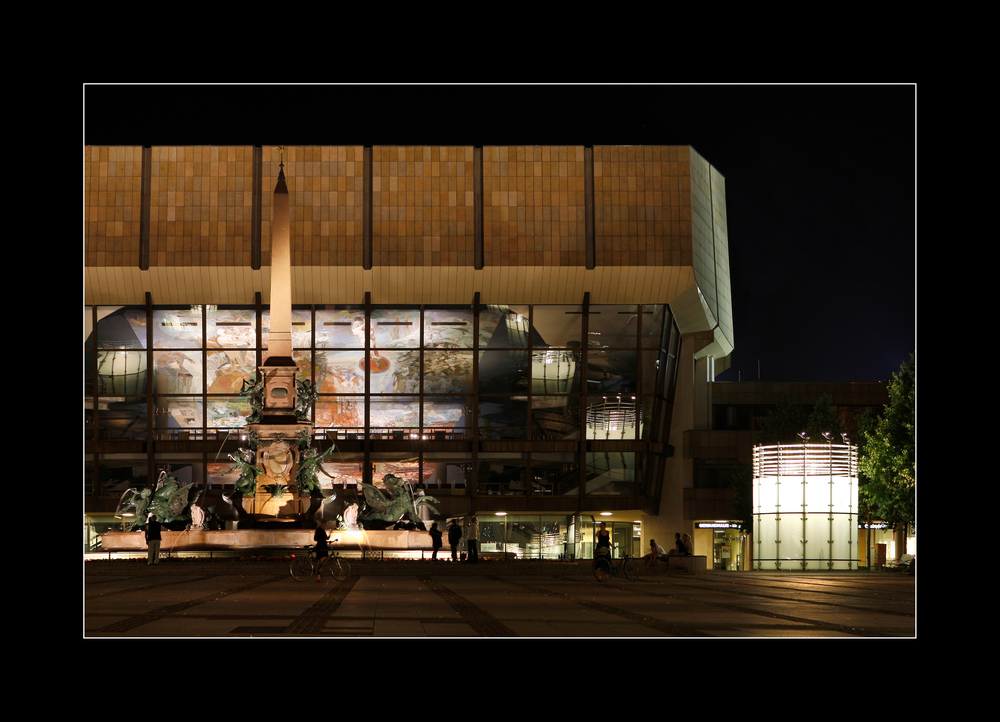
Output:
[466, 516, 480, 563]
[429, 522, 443, 560]
[448, 519, 463, 561]
[145, 514, 162, 566]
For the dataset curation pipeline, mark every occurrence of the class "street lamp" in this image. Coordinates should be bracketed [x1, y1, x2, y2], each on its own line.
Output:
[496, 512, 507, 559]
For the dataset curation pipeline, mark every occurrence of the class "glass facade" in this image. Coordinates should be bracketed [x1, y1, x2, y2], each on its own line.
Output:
[86, 301, 681, 549]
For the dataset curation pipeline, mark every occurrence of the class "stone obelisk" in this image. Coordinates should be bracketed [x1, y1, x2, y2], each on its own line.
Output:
[251, 149, 311, 518]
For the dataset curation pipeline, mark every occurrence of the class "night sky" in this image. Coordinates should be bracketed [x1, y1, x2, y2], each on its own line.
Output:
[85, 84, 916, 384]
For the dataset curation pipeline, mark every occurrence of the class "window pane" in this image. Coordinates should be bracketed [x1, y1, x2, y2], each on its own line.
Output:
[152, 396, 203, 438]
[479, 396, 528, 439]
[586, 305, 638, 348]
[316, 350, 367, 393]
[95, 350, 147, 395]
[153, 350, 202, 394]
[207, 396, 250, 428]
[371, 308, 421, 348]
[423, 396, 471, 434]
[586, 451, 636, 496]
[532, 305, 583, 347]
[588, 348, 636, 394]
[423, 306, 475, 348]
[207, 349, 255, 394]
[315, 396, 364, 432]
[531, 396, 579, 440]
[370, 395, 419, 431]
[207, 307, 256, 348]
[153, 308, 203, 348]
[479, 349, 530, 394]
[315, 307, 366, 348]
[424, 349, 474, 393]
[531, 348, 580, 394]
[93, 306, 146, 349]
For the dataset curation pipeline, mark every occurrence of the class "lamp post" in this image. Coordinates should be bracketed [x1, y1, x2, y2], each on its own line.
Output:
[496, 512, 508, 559]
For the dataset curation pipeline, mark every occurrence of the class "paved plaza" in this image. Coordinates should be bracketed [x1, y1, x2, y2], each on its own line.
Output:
[84, 558, 916, 639]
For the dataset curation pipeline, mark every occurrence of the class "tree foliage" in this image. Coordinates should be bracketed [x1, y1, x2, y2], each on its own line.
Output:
[754, 396, 808, 445]
[857, 354, 915, 527]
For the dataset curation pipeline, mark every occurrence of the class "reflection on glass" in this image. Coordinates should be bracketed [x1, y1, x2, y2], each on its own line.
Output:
[531, 348, 579, 394]
[260, 308, 313, 350]
[98, 398, 148, 439]
[587, 349, 636, 395]
[585, 451, 636, 496]
[532, 305, 583, 347]
[479, 396, 528, 439]
[479, 349, 530, 394]
[476, 456, 527, 496]
[531, 454, 580, 496]
[531, 397, 579, 440]
[586, 305, 638, 348]
[423, 461, 469, 488]
[586, 395, 639, 439]
[641, 305, 667, 347]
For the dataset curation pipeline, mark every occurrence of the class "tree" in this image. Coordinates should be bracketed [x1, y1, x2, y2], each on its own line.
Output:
[806, 393, 845, 441]
[857, 354, 915, 530]
[754, 395, 808, 445]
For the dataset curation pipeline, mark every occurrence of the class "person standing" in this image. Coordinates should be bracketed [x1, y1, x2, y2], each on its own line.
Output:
[466, 516, 480, 563]
[595, 522, 612, 553]
[145, 514, 162, 566]
[429, 522, 443, 560]
[314, 523, 330, 582]
[448, 519, 463, 561]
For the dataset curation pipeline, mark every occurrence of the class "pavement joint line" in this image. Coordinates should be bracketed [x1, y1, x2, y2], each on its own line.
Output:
[284, 575, 359, 635]
[630, 576, 917, 620]
[494, 575, 713, 637]
[579, 577, 912, 637]
[418, 575, 518, 637]
[93, 575, 287, 634]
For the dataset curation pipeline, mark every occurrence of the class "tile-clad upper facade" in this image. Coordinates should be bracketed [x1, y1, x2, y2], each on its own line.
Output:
[83, 145, 728, 357]
[86, 145, 698, 270]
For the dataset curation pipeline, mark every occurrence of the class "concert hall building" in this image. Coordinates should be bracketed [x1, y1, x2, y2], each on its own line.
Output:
[85, 144, 736, 565]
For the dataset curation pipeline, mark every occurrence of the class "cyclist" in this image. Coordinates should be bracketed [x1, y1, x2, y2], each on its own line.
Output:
[313, 523, 331, 581]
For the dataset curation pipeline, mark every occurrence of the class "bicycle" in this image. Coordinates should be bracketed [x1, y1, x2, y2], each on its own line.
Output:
[289, 545, 351, 582]
[593, 545, 639, 582]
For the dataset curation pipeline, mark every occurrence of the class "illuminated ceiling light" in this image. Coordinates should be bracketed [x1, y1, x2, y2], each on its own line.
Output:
[495, 512, 507, 516]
